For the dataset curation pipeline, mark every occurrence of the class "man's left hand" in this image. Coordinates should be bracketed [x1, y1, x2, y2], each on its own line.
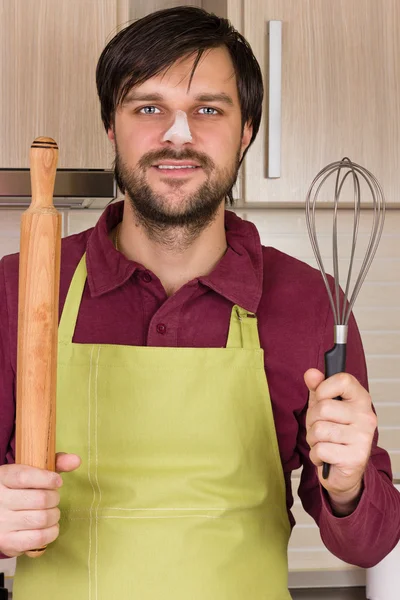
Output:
[304, 368, 377, 514]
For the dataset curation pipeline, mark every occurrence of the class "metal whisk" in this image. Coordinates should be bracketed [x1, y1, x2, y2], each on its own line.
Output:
[305, 157, 385, 479]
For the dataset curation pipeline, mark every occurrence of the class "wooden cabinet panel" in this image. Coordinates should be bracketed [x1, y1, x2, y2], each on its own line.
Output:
[0, 0, 129, 168]
[131, 0, 201, 19]
[231, 0, 400, 205]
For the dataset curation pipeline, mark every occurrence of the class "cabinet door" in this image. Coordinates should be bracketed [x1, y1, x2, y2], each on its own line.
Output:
[0, 0, 128, 168]
[237, 0, 399, 205]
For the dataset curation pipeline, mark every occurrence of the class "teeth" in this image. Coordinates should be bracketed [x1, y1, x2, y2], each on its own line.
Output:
[157, 165, 197, 169]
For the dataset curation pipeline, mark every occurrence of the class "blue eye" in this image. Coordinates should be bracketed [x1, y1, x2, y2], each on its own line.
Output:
[139, 106, 160, 114]
[198, 107, 219, 115]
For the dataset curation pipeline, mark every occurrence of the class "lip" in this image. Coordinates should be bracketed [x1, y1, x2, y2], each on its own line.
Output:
[151, 163, 202, 178]
[153, 160, 201, 167]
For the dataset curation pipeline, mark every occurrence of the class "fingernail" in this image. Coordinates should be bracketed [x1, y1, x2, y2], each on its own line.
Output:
[55, 475, 63, 487]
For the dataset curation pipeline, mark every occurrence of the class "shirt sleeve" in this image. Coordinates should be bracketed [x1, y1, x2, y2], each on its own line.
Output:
[296, 297, 400, 568]
[0, 257, 16, 467]
[0, 258, 17, 560]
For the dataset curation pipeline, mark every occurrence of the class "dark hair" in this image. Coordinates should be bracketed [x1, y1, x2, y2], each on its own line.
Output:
[96, 6, 264, 203]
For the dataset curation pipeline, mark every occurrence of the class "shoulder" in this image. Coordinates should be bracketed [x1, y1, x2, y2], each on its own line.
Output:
[258, 245, 332, 340]
[261, 245, 324, 289]
[260, 245, 330, 305]
[1, 228, 93, 292]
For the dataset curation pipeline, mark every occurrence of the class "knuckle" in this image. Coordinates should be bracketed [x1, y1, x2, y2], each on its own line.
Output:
[37, 490, 56, 509]
[351, 447, 368, 468]
[32, 490, 60, 510]
[337, 372, 351, 387]
[359, 440, 371, 460]
[14, 468, 27, 488]
[47, 523, 60, 545]
[36, 490, 50, 509]
[318, 401, 331, 420]
[51, 508, 61, 526]
[313, 421, 325, 440]
[25, 533, 40, 551]
[26, 529, 48, 550]
[366, 412, 378, 430]
[308, 447, 316, 464]
[23, 511, 48, 529]
[309, 446, 322, 467]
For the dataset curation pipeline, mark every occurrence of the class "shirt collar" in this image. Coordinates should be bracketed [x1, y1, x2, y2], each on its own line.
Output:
[86, 201, 263, 312]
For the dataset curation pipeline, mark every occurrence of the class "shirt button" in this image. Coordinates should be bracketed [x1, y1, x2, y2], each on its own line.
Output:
[142, 272, 152, 283]
[156, 323, 167, 335]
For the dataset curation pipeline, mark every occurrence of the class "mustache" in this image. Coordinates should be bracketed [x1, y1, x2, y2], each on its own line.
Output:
[138, 148, 215, 172]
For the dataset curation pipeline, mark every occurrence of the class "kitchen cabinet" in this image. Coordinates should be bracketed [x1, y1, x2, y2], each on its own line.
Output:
[0, 0, 129, 169]
[130, 0, 201, 19]
[204, 0, 400, 206]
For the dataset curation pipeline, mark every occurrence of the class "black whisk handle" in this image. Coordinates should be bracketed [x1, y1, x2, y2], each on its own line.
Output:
[325, 343, 347, 377]
[322, 343, 347, 479]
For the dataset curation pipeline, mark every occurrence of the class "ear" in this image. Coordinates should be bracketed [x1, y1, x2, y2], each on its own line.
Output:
[107, 127, 116, 146]
[239, 122, 252, 161]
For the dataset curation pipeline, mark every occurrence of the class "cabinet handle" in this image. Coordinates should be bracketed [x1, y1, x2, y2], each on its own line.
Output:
[267, 20, 282, 178]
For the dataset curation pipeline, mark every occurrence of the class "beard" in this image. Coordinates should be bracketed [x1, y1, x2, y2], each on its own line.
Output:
[112, 142, 240, 247]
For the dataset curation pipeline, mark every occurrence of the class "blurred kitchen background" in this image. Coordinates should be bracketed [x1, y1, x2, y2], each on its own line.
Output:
[0, 1, 399, 598]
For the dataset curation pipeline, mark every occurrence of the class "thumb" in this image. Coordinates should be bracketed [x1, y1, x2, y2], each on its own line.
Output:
[55, 452, 82, 474]
[304, 368, 325, 403]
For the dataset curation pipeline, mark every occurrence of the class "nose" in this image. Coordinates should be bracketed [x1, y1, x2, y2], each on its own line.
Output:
[162, 110, 193, 148]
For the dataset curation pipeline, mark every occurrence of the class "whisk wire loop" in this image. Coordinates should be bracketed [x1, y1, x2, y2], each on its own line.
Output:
[305, 157, 385, 327]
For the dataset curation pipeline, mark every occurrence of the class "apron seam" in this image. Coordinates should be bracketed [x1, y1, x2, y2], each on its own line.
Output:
[94, 345, 102, 600]
[87, 344, 96, 600]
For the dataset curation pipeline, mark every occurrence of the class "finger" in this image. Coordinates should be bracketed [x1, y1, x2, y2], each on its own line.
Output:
[55, 453, 82, 474]
[0, 524, 59, 558]
[312, 372, 370, 405]
[6, 507, 60, 532]
[304, 369, 325, 408]
[2, 489, 60, 511]
[307, 421, 353, 448]
[309, 441, 370, 472]
[309, 441, 349, 468]
[304, 368, 325, 392]
[0, 465, 62, 490]
[306, 398, 353, 431]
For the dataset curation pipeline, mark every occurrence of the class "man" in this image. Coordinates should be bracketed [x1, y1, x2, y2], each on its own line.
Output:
[0, 6, 399, 599]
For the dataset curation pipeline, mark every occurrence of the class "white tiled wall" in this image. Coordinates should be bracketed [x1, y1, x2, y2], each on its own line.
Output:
[0, 205, 399, 590]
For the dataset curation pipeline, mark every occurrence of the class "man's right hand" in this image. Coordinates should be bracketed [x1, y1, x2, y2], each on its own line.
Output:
[0, 452, 81, 557]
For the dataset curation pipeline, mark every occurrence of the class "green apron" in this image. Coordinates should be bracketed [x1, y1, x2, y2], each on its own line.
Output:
[14, 254, 291, 599]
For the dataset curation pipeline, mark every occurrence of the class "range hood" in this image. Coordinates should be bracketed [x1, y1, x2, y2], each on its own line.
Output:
[0, 169, 116, 209]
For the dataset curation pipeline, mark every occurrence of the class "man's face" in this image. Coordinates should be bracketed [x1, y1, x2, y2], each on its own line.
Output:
[108, 46, 252, 228]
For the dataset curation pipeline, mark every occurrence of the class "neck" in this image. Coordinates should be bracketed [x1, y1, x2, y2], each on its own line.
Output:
[115, 198, 228, 296]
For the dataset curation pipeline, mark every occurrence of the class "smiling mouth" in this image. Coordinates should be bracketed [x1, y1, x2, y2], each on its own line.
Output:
[151, 164, 202, 177]
[156, 165, 199, 170]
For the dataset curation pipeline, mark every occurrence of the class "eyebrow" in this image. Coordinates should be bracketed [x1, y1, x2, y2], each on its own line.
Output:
[122, 92, 234, 106]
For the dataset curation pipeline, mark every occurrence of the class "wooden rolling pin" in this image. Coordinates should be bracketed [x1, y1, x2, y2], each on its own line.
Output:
[15, 137, 61, 557]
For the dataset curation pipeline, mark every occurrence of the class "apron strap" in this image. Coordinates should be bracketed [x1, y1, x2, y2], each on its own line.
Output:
[58, 253, 88, 345]
[226, 305, 261, 350]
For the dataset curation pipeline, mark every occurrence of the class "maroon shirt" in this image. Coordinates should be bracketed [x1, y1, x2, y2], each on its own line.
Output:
[1, 201, 399, 567]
